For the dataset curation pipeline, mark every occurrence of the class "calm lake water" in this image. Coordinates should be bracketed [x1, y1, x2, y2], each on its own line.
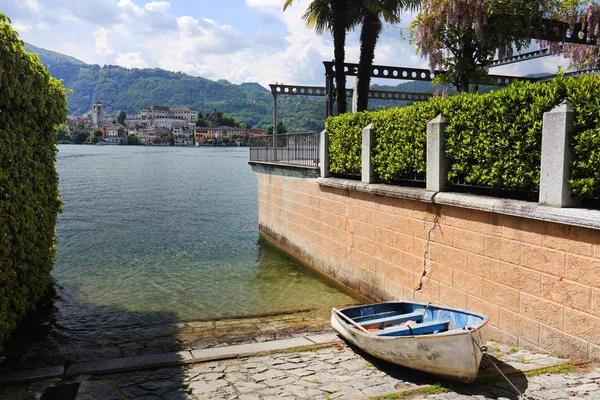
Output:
[50, 145, 357, 342]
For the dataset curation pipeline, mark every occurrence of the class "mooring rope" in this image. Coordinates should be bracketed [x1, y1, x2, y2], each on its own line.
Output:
[466, 328, 531, 400]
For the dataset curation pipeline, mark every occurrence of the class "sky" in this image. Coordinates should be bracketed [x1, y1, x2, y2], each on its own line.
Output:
[2, 0, 571, 88]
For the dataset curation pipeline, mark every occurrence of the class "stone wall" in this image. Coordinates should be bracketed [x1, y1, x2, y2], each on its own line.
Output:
[256, 171, 600, 361]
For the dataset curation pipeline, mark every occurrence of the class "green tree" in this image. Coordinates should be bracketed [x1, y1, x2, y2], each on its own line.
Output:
[410, 0, 553, 92]
[0, 13, 68, 346]
[126, 134, 141, 145]
[222, 135, 230, 144]
[57, 124, 70, 143]
[117, 110, 127, 125]
[266, 121, 288, 135]
[284, 0, 352, 114]
[355, 0, 421, 110]
[94, 130, 102, 138]
[73, 131, 89, 144]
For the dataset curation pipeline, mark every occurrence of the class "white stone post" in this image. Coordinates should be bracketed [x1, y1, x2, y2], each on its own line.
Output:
[426, 115, 449, 192]
[319, 129, 331, 178]
[362, 123, 376, 183]
[539, 101, 580, 207]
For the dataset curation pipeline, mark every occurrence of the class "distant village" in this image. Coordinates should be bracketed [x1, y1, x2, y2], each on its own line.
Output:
[64, 101, 265, 146]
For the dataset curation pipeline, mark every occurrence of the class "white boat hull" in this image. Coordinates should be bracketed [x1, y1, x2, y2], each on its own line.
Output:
[331, 304, 488, 382]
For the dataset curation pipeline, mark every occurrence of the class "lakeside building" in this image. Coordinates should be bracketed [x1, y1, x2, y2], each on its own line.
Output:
[173, 126, 194, 146]
[125, 106, 198, 130]
[194, 126, 261, 145]
[104, 125, 126, 145]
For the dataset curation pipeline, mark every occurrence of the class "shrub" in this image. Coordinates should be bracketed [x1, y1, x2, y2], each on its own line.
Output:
[326, 111, 373, 176]
[567, 74, 600, 196]
[373, 99, 443, 183]
[443, 78, 566, 191]
[326, 73, 600, 197]
[0, 14, 68, 346]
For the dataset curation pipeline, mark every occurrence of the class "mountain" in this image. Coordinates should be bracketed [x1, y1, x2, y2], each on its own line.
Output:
[25, 43, 446, 130]
[24, 43, 325, 131]
[24, 43, 87, 67]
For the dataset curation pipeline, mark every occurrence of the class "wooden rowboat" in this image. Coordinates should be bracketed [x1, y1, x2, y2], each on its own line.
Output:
[331, 301, 489, 382]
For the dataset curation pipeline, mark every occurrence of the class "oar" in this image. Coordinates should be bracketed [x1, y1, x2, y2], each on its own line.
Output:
[333, 308, 370, 334]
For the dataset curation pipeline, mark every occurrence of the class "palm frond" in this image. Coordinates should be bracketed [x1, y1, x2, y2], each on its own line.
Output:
[283, 0, 296, 11]
[302, 0, 334, 34]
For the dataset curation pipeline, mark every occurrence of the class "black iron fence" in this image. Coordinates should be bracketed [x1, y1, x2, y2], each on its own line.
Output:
[249, 132, 320, 168]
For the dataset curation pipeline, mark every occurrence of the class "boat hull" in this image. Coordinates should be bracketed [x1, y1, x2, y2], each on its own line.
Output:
[331, 302, 488, 383]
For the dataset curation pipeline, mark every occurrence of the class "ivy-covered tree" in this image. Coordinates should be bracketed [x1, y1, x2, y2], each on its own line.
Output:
[0, 14, 68, 346]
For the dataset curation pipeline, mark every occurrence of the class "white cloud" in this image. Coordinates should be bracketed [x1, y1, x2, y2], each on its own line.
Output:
[23, 0, 42, 13]
[143, 1, 170, 13]
[12, 20, 33, 33]
[115, 51, 148, 68]
[8, 0, 570, 90]
[117, 0, 142, 16]
[94, 28, 114, 56]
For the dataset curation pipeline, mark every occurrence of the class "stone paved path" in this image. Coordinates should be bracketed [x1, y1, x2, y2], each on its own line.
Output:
[2, 339, 597, 400]
[2, 309, 336, 370]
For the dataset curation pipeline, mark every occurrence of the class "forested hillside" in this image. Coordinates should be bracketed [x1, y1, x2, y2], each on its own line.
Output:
[24, 43, 437, 131]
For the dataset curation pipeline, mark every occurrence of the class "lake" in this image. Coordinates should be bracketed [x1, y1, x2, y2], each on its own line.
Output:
[11, 145, 357, 363]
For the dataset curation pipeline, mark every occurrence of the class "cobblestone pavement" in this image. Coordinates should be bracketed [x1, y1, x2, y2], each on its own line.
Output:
[2, 339, 598, 400]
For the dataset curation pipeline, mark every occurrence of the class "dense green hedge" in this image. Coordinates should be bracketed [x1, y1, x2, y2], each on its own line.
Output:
[567, 74, 600, 196]
[326, 111, 373, 175]
[444, 79, 565, 190]
[0, 15, 67, 346]
[326, 73, 600, 196]
[374, 99, 443, 182]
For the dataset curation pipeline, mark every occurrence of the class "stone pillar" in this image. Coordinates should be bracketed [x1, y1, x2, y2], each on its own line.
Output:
[426, 114, 449, 192]
[540, 101, 579, 207]
[362, 123, 376, 183]
[320, 129, 331, 178]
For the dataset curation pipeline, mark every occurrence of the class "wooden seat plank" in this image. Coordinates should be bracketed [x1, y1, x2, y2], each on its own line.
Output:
[373, 320, 450, 337]
[353, 311, 398, 323]
[359, 311, 423, 328]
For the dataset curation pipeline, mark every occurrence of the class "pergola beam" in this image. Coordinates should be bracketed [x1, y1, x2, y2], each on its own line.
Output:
[269, 84, 433, 101]
[490, 48, 555, 68]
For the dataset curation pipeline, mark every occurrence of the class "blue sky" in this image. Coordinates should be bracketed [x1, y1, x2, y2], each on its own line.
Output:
[1, 0, 569, 87]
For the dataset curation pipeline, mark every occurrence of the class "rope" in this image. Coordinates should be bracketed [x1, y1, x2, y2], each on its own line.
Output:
[466, 328, 531, 400]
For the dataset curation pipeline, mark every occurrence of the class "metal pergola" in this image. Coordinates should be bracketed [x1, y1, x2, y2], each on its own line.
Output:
[268, 16, 600, 132]
[268, 83, 433, 134]
[322, 62, 529, 118]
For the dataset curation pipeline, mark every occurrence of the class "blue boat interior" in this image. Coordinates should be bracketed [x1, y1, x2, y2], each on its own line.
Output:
[340, 302, 484, 337]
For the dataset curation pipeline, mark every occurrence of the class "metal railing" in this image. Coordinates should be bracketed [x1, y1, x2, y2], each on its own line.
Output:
[249, 132, 320, 168]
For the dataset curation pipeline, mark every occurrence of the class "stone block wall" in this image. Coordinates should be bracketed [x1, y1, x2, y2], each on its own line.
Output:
[257, 172, 600, 361]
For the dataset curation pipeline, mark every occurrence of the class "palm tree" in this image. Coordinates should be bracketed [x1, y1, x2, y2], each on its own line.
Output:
[284, 0, 351, 114]
[355, 0, 421, 111]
